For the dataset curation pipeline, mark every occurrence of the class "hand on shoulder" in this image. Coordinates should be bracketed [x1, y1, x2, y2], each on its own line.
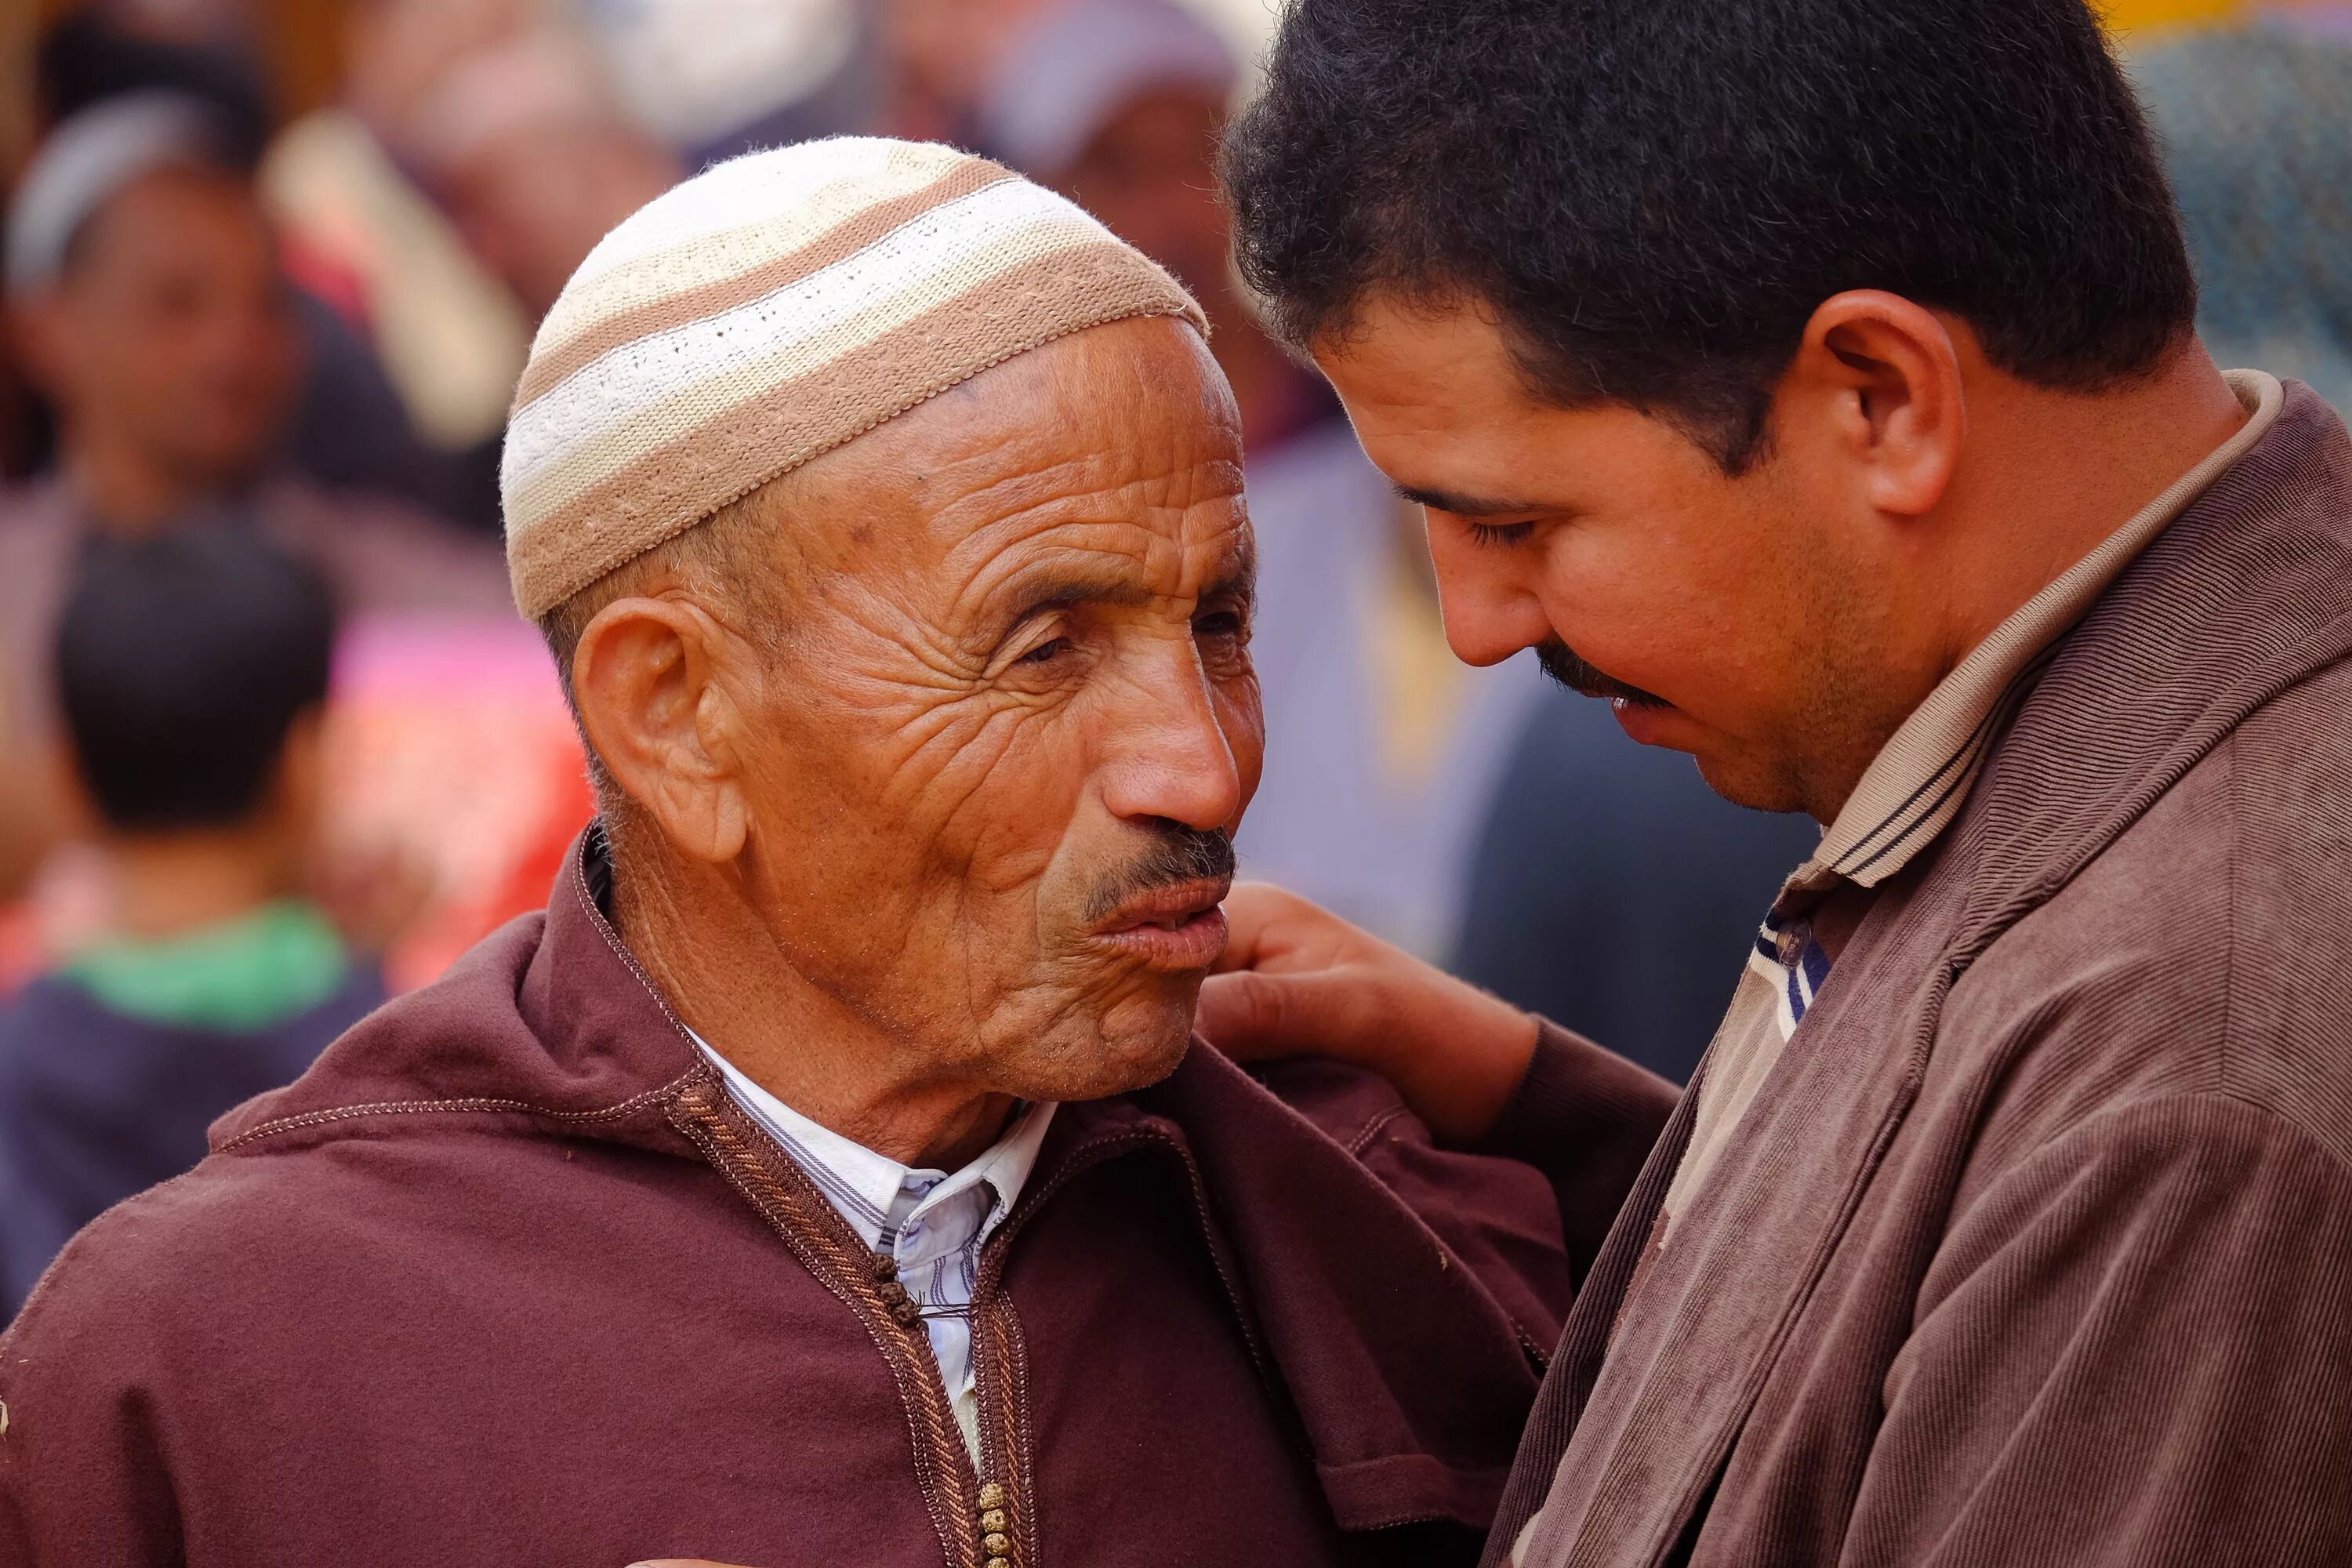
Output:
[1198, 884, 1541, 1143]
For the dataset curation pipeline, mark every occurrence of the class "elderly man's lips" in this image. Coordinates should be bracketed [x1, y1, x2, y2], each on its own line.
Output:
[1089, 877, 1235, 971]
[1092, 877, 1234, 934]
[1094, 904, 1231, 971]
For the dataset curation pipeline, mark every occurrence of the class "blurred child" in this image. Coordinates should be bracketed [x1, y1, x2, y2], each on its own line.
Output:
[0, 526, 383, 1317]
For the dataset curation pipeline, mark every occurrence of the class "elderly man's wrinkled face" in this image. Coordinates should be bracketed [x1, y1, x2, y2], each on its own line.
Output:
[718, 318, 1259, 1100]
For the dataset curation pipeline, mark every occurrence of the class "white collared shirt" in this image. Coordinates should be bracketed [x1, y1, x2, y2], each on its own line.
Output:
[691, 1033, 1057, 1463]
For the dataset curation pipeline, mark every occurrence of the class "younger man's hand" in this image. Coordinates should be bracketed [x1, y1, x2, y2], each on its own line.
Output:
[1198, 884, 1540, 1143]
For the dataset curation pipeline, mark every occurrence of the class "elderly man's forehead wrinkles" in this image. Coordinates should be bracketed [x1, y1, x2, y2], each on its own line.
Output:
[944, 524, 1210, 633]
[920, 448, 1244, 615]
[937, 463, 1236, 561]
[913, 421, 1240, 540]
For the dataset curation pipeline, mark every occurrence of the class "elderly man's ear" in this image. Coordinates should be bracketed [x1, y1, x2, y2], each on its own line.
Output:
[571, 595, 753, 864]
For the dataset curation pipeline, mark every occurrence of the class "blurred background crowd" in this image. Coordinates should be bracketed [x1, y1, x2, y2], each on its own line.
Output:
[0, 0, 2344, 1312]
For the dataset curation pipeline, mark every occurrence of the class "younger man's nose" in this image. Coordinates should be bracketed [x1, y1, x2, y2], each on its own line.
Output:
[1428, 542, 1555, 669]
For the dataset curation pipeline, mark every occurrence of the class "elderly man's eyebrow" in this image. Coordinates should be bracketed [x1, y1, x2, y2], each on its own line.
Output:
[1202, 559, 1256, 612]
[1392, 481, 1547, 517]
[1003, 572, 1159, 626]
[1001, 552, 1256, 629]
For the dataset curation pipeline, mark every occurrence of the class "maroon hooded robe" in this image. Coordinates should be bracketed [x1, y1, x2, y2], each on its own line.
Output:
[0, 829, 1671, 1566]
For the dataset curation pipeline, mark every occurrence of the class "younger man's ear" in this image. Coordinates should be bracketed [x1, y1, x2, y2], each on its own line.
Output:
[569, 596, 750, 865]
[1790, 289, 1965, 519]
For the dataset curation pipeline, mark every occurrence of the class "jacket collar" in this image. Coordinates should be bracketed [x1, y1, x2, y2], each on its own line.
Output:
[1944, 379, 2352, 943]
[1796, 368, 2284, 896]
[210, 824, 709, 1157]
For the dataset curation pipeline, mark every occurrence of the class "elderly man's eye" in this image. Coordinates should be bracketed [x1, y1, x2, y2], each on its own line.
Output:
[1017, 637, 1073, 665]
[1196, 610, 1247, 639]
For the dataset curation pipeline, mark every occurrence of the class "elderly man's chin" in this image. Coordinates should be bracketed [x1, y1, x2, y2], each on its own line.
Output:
[1025, 969, 1214, 1104]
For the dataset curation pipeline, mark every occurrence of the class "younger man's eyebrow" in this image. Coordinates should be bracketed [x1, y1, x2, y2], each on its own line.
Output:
[1392, 481, 1547, 518]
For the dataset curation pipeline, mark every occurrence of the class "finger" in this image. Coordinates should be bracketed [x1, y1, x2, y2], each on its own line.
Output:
[1209, 882, 1295, 974]
[1196, 969, 1272, 1053]
[1211, 883, 1362, 976]
[1197, 967, 1348, 1061]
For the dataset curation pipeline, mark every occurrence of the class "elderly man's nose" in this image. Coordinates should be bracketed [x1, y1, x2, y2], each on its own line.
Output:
[1101, 678, 1244, 833]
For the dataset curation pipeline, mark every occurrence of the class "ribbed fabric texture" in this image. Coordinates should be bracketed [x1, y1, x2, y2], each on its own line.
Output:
[500, 136, 1207, 619]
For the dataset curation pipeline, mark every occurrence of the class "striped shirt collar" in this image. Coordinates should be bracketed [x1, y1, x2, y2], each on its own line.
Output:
[689, 1031, 1058, 1465]
[1789, 368, 2283, 898]
[688, 1030, 1056, 1253]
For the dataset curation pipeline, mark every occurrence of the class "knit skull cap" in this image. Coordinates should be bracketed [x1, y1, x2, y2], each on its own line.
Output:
[500, 136, 1209, 619]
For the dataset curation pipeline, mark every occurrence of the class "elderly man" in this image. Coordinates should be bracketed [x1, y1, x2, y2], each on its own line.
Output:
[0, 140, 1661, 1567]
[970, 0, 1546, 964]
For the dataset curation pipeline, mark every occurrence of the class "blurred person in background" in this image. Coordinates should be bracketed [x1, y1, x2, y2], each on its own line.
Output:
[400, 28, 681, 331]
[885, 0, 1056, 146]
[34, 4, 477, 524]
[0, 528, 383, 1319]
[332, 22, 683, 535]
[0, 92, 509, 899]
[2131, 11, 2352, 414]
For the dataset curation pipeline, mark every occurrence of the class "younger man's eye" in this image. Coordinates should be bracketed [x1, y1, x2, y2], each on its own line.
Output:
[1467, 521, 1536, 547]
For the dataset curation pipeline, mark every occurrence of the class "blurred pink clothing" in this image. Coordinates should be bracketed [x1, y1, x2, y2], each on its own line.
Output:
[0, 474, 512, 745]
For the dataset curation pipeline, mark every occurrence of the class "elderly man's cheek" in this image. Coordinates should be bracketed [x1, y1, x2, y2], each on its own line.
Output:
[851, 690, 1069, 849]
[905, 700, 1088, 853]
[892, 706, 1092, 947]
[1214, 672, 1267, 826]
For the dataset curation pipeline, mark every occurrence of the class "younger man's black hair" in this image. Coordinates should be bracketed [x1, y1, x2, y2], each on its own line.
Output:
[1220, 0, 2199, 470]
[56, 525, 336, 833]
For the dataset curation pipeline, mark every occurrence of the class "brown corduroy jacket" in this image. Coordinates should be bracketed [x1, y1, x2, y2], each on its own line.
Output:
[0, 828, 1673, 1568]
[1486, 381, 2352, 1566]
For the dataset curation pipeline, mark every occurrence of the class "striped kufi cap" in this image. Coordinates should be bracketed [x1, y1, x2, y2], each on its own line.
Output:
[501, 136, 1208, 619]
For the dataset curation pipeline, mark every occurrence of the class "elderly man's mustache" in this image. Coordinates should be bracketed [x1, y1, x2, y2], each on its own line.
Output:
[1084, 825, 1237, 924]
[1536, 637, 1669, 709]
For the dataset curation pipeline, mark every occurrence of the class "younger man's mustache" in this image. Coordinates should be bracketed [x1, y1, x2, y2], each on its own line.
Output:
[1536, 637, 1669, 709]
[1084, 826, 1237, 924]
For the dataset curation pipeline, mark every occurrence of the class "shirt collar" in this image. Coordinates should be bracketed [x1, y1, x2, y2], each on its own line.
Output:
[688, 1030, 1056, 1254]
[1791, 368, 2284, 899]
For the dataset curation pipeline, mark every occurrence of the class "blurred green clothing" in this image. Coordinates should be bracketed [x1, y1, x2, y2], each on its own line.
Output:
[62, 898, 353, 1033]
